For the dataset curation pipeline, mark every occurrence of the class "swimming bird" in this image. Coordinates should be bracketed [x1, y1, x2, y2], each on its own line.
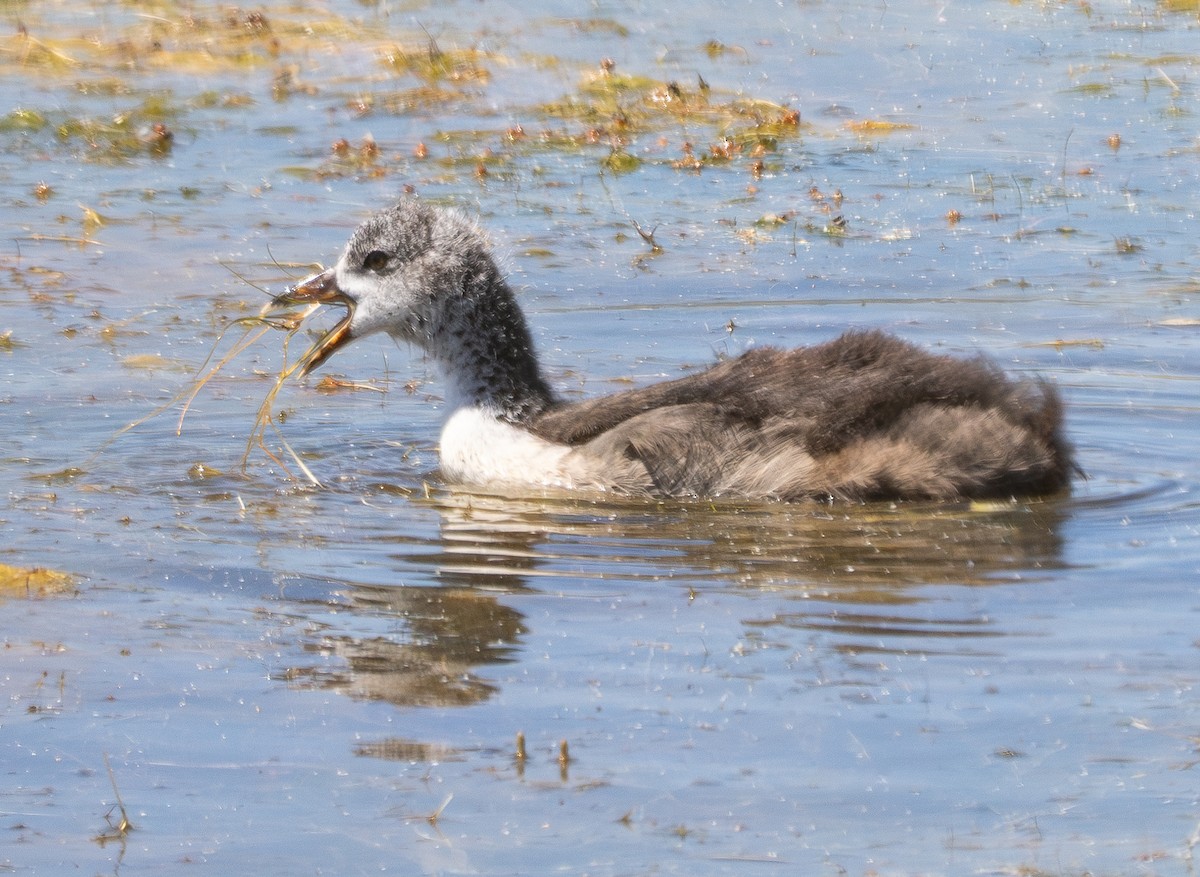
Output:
[275, 198, 1074, 502]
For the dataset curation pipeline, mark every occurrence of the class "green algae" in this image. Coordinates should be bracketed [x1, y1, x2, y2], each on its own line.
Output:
[380, 41, 493, 85]
[0, 0, 808, 184]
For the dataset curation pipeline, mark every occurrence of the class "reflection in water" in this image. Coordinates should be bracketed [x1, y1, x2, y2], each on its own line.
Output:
[406, 488, 1069, 593]
[281, 489, 1069, 731]
[286, 582, 525, 707]
[352, 738, 465, 763]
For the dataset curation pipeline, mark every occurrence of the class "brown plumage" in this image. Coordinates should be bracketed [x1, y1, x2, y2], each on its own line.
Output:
[532, 332, 1071, 501]
[277, 199, 1075, 502]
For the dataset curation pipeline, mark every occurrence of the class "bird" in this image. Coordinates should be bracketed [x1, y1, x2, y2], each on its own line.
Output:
[275, 198, 1074, 502]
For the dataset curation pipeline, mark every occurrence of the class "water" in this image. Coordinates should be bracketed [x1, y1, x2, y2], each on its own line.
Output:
[2, 0, 1198, 874]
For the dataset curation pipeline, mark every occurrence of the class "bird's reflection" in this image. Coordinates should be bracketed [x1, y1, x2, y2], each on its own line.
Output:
[280, 488, 1070, 754]
[410, 488, 1069, 595]
[285, 582, 525, 707]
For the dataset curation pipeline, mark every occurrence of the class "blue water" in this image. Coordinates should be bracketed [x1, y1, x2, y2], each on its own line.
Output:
[2, 0, 1198, 874]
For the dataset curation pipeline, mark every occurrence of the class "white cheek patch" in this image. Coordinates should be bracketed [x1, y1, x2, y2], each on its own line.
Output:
[334, 259, 377, 300]
[335, 262, 404, 340]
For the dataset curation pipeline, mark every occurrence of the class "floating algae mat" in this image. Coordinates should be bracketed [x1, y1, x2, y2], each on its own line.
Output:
[0, 563, 77, 599]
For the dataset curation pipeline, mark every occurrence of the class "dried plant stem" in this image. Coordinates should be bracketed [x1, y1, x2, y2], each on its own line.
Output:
[93, 752, 133, 845]
[239, 310, 326, 484]
[103, 299, 328, 484]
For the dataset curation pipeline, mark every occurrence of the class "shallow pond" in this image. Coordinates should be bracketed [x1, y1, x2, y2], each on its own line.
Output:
[2, 0, 1198, 874]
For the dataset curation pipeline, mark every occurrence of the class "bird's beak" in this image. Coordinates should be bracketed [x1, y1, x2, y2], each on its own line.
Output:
[274, 268, 355, 377]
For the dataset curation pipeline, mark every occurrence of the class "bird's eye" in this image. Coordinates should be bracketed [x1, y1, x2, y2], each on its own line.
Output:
[362, 250, 390, 272]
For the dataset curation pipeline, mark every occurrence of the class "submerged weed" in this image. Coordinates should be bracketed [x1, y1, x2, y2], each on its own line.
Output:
[381, 41, 492, 85]
[2, 98, 178, 163]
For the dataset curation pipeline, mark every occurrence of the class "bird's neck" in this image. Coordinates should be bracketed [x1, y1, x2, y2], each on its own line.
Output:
[427, 273, 556, 424]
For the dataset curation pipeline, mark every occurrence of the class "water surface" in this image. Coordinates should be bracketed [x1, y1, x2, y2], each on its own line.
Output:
[2, 0, 1198, 874]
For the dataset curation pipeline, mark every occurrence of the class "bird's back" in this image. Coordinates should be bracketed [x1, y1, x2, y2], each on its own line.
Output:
[531, 330, 1073, 501]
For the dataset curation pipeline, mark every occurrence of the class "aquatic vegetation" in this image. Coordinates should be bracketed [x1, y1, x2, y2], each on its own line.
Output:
[846, 118, 915, 134]
[535, 65, 803, 176]
[293, 135, 391, 181]
[184, 298, 339, 483]
[0, 0, 829, 204]
[0, 562, 77, 599]
[0, 5, 359, 80]
[379, 40, 492, 85]
[601, 147, 641, 174]
[0, 108, 47, 132]
[1, 97, 177, 163]
[551, 18, 631, 38]
[93, 754, 134, 847]
[108, 288, 341, 484]
[120, 353, 188, 371]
